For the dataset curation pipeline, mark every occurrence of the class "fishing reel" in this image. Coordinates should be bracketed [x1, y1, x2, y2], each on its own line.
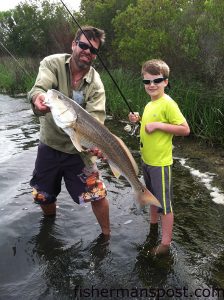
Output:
[124, 123, 140, 137]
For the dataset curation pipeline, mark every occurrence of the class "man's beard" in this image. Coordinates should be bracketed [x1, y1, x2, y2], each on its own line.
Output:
[74, 53, 92, 70]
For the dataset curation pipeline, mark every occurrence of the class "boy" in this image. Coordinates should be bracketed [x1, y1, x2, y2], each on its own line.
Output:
[129, 59, 190, 255]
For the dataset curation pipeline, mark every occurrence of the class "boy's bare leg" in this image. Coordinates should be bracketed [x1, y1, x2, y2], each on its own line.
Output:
[91, 197, 110, 236]
[153, 212, 173, 255]
[161, 212, 173, 245]
[40, 203, 56, 216]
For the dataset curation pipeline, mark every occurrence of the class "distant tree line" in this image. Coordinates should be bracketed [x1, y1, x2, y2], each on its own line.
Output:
[1, 0, 224, 143]
[0, 0, 224, 87]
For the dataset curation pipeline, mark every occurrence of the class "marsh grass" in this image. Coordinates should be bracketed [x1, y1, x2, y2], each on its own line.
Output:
[101, 69, 148, 118]
[0, 56, 37, 94]
[1, 58, 224, 144]
[102, 69, 224, 144]
[170, 78, 224, 144]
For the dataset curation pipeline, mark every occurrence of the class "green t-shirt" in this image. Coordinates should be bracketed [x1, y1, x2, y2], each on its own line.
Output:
[140, 94, 186, 166]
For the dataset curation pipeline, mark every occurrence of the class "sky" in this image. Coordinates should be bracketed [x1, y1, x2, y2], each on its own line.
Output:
[0, 0, 81, 12]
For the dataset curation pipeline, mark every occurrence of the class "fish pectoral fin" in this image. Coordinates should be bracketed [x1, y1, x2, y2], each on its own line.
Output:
[109, 163, 121, 179]
[69, 130, 84, 152]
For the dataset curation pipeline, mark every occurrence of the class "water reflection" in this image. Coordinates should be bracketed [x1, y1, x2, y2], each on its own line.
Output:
[32, 217, 63, 260]
[0, 95, 39, 163]
[30, 215, 112, 298]
[30, 216, 83, 297]
[2, 94, 224, 299]
[85, 233, 111, 271]
[134, 253, 173, 289]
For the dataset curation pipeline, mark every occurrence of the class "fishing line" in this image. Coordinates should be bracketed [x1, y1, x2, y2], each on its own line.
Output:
[0, 41, 30, 76]
[60, 0, 134, 114]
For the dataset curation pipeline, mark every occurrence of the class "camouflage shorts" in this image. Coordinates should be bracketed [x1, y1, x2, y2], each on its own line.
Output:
[30, 143, 107, 205]
[78, 170, 107, 205]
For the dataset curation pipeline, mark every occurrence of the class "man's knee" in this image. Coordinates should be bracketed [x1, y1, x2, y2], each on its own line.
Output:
[32, 188, 57, 205]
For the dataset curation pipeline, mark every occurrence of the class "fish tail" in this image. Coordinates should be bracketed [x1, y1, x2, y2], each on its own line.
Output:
[137, 186, 161, 207]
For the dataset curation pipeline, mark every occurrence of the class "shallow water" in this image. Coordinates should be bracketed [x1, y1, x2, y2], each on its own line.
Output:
[1, 94, 224, 299]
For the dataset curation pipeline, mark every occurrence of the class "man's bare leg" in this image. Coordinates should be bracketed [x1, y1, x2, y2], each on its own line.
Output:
[91, 197, 110, 236]
[40, 203, 56, 216]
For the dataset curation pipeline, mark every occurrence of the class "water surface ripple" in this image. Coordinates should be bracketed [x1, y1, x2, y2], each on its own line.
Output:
[0, 94, 224, 299]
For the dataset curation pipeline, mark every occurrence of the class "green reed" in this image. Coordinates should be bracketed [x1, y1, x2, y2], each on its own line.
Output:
[102, 69, 224, 145]
[0, 56, 37, 95]
[169, 78, 224, 144]
[101, 68, 148, 119]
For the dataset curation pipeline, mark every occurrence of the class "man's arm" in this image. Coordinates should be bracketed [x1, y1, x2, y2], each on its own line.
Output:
[28, 57, 58, 115]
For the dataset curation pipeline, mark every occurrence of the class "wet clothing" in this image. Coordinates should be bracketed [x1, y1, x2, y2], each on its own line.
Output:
[142, 163, 173, 214]
[28, 53, 106, 154]
[31, 143, 107, 205]
[28, 53, 107, 205]
[140, 94, 186, 166]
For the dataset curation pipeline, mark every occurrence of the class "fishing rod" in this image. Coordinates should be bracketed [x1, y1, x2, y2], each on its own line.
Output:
[60, 0, 134, 114]
[0, 41, 30, 76]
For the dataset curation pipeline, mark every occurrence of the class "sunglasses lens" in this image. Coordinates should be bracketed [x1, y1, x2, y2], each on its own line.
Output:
[78, 42, 88, 50]
[142, 80, 150, 84]
[91, 48, 97, 55]
[142, 78, 165, 85]
[154, 78, 165, 84]
[78, 41, 97, 54]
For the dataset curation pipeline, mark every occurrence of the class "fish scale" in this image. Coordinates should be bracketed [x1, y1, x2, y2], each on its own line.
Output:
[76, 119, 138, 183]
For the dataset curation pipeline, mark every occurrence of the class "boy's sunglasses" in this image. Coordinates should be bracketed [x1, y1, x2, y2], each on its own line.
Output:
[142, 77, 167, 85]
[76, 40, 98, 55]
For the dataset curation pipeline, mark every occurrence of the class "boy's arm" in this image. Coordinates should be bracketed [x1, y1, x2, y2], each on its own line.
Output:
[145, 121, 190, 136]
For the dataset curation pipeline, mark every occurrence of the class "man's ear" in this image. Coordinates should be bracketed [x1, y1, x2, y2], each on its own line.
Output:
[72, 40, 76, 51]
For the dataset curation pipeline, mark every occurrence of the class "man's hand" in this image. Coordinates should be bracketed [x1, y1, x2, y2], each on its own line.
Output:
[33, 93, 50, 113]
[87, 147, 107, 161]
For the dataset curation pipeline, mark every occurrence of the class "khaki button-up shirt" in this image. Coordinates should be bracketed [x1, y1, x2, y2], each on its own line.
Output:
[28, 53, 106, 154]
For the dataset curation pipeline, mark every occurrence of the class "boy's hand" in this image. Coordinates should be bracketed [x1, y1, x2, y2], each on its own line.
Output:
[145, 122, 162, 133]
[128, 112, 140, 123]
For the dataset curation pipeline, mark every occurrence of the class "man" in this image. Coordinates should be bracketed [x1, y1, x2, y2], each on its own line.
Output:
[28, 26, 110, 236]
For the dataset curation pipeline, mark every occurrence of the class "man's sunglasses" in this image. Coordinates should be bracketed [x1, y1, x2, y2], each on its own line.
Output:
[142, 77, 167, 85]
[76, 40, 98, 55]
